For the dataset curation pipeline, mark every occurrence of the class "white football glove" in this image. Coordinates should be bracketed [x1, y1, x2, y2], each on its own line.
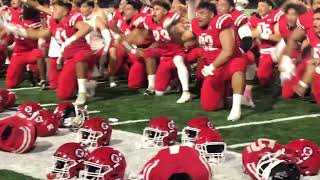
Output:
[4, 23, 28, 37]
[201, 64, 215, 77]
[279, 55, 295, 83]
[163, 13, 180, 29]
[259, 31, 270, 40]
[60, 35, 77, 53]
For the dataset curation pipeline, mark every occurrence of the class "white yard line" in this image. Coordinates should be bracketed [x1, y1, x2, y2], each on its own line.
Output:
[110, 119, 149, 125]
[228, 142, 252, 149]
[9, 87, 40, 91]
[41, 103, 58, 107]
[88, 110, 101, 114]
[215, 114, 320, 130]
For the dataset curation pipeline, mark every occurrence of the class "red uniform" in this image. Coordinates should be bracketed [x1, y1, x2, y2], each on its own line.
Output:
[139, 145, 212, 179]
[110, 13, 148, 89]
[191, 14, 246, 111]
[5, 19, 43, 89]
[251, 10, 284, 87]
[48, 13, 93, 100]
[296, 9, 313, 33]
[143, 13, 186, 92]
[242, 139, 285, 180]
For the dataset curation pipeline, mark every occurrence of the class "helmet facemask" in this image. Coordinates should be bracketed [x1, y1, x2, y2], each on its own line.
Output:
[256, 150, 287, 180]
[78, 128, 103, 150]
[181, 127, 200, 144]
[48, 156, 78, 179]
[141, 127, 169, 148]
[195, 142, 226, 164]
[79, 161, 115, 180]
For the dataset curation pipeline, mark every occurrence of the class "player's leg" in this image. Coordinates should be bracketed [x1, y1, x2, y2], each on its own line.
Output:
[200, 74, 225, 111]
[257, 53, 274, 88]
[128, 53, 146, 89]
[56, 61, 77, 100]
[173, 55, 191, 103]
[48, 58, 60, 90]
[155, 58, 174, 95]
[5, 53, 25, 89]
[242, 51, 256, 107]
[227, 57, 246, 121]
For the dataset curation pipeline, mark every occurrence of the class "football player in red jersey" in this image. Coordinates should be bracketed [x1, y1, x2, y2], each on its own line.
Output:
[5, 0, 94, 105]
[123, 0, 192, 104]
[107, 0, 149, 89]
[217, 0, 256, 108]
[181, 1, 246, 120]
[287, 8, 320, 104]
[281, 0, 320, 78]
[138, 145, 212, 180]
[250, 0, 283, 88]
[4, 6, 47, 89]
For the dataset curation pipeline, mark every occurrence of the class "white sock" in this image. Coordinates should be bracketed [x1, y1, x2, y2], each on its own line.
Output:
[77, 79, 87, 94]
[231, 94, 242, 112]
[148, 75, 155, 89]
[173, 55, 189, 92]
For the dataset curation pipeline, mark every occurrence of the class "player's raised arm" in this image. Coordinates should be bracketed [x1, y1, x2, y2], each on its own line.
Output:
[21, 0, 52, 16]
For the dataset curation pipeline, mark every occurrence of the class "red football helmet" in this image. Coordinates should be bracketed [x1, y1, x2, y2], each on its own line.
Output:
[194, 128, 226, 164]
[0, 115, 37, 153]
[17, 101, 43, 118]
[139, 145, 212, 180]
[29, 109, 59, 137]
[79, 147, 126, 180]
[0, 89, 16, 108]
[286, 139, 320, 176]
[47, 142, 87, 180]
[53, 102, 76, 127]
[78, 117, 112, 149]
[181, 116, 214, 144]
[142, 116, 177, 148]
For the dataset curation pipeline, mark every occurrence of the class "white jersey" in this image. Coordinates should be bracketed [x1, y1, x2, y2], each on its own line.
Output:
[84, 14, 105, 52]
[48, 37, 61, 58]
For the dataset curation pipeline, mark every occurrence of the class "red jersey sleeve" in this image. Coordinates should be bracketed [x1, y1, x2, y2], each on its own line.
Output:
[68, 13, 83, 27]
[213, 14, 233, 31]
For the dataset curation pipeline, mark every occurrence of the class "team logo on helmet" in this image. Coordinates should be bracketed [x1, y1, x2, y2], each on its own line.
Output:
[25, 106, 33, 114]
[101, 122, 109, 130]
[111, 153, 121, 164]
[207, 122, 214, 129]
[168, 120, 175, 129]
[34, 115, 44, 123]
[75, 148, 85, 158]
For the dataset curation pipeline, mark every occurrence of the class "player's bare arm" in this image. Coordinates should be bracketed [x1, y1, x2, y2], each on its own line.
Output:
[267, 22, 282, 42]
[211, 28, 235, 68]
[22, 0, 52, 16]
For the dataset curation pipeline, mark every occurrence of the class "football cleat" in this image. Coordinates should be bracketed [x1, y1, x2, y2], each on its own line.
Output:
[176, 91, 191, 104]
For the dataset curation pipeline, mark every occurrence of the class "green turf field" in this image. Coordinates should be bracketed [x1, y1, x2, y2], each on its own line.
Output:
[0, 77, 319, 179]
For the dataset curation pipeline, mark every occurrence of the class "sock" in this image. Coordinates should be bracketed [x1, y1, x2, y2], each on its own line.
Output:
[173, 56, 189, 92]
[244, 85, 252, 97]
[148, 75, 155, 89]
[231, 94, 242, 113]
[77, 79, 87, 94]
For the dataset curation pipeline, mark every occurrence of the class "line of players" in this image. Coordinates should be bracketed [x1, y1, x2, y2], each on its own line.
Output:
[0, 100, 319, 179]
[0, 0, 320, 122]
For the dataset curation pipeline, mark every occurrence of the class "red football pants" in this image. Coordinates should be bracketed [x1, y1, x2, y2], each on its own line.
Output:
[201, 57, 246, 111]
[56, 50, 93, 100]
[257, 53, 274, 87]
[6, 49, 43, 88]
[281, 58, 309, 99]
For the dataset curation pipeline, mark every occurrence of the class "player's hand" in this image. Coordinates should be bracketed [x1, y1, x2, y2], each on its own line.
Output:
[163, 13, 180, 29]
[135, 48, 144, 58]
[201, 64, 215, 77]
[279, 55, 295, 82]
[60, 35, 76, 52]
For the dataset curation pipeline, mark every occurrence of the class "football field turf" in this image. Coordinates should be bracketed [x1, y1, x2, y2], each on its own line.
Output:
[0, 78, 319, 179]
